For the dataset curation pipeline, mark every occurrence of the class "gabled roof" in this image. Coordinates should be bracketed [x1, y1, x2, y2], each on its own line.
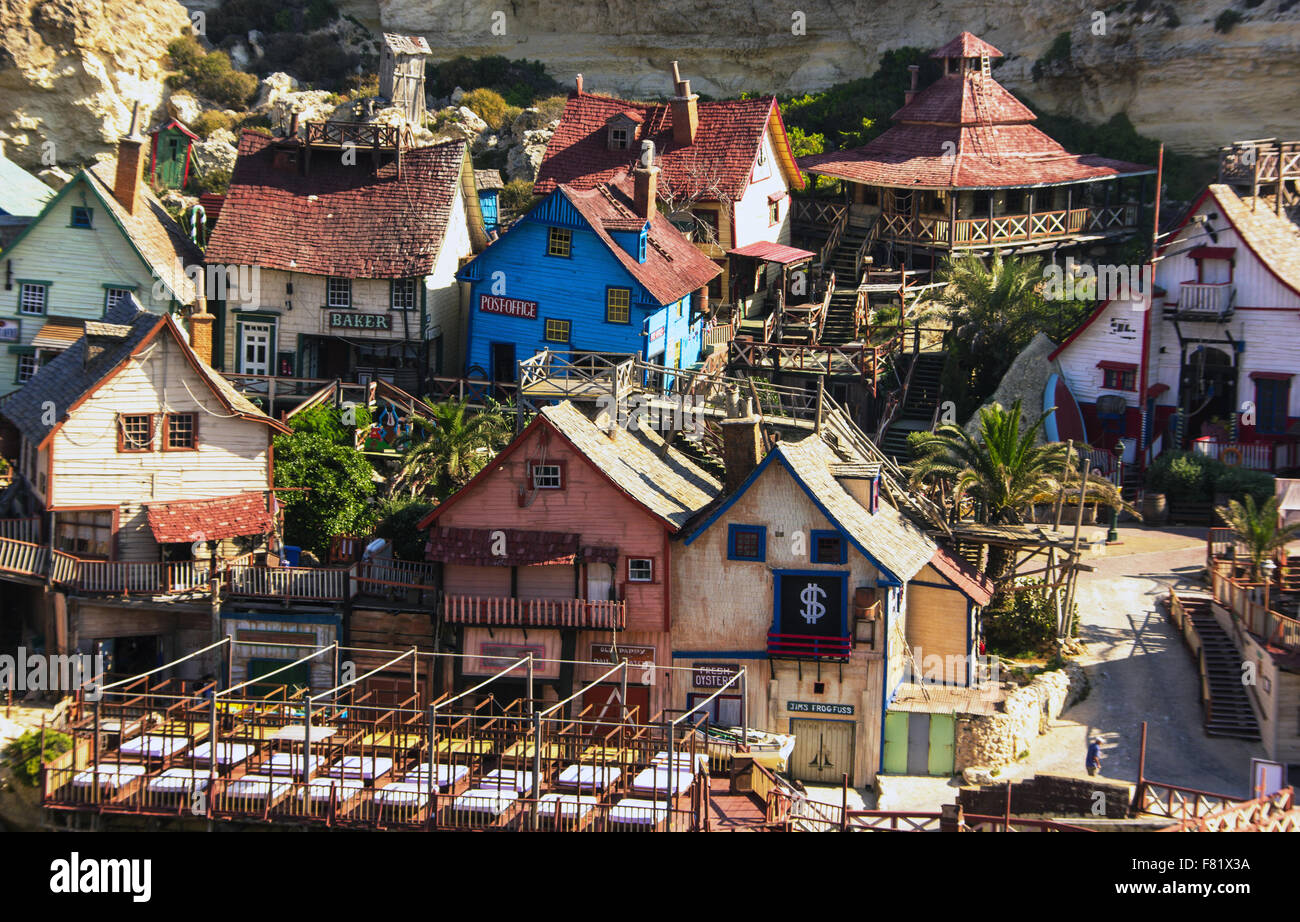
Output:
[146, 492, 275, 543]
[150, 118, 199, 141]
[554, 178, 722, 304]
[0, 153, 53, 217]
[474, 169, 504, 191]
[0, 298, 287, 447]
[382, 33, 431, 55]
[927, 545, 996, 606]
[931, 32, 1004, 59]
[534, 92, 804, 200]
[421, 400, 722, 533]
[206, 132, 477, 277]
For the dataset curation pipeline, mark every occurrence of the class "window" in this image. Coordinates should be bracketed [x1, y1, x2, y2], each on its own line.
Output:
[71, 207, 93, 228]
[391, 278, 417, 311]
[55, 510, 113, 558]
[544, 318, 571, 343]
[1255, 378, 1292, 435]
[530, 462, 563, 489]
[673, 340, 682, 368]
[18, 283, 47, 316]
[16, 353, 38, 384]
[769, 198, 780, 225]
[118, 414, 154, 452]
[327, 277, 352, 308]
[693, 209, 719, 245]
[727, 524, 766, 561]
[811, 530, 846, 564]
[628, 558, 654, 582]
[606, 288, 631, 324]
[104, 287, 132, 312]
[547, 227, 571, 258]
[164, 413, 197, 450]
[637, 230, 647, 263]
[609, 126, 629, 150]
[1102, 367, 1137, 391]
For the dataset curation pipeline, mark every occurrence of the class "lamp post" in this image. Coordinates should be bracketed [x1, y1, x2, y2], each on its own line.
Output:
[1107, 438, 1125, 544]
[1262, 557, 1278, 615]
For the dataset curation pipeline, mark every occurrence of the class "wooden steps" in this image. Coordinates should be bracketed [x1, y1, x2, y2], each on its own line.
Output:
[1179, 595, 1261, 740]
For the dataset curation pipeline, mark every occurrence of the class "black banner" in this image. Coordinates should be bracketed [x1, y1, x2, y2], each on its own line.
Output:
[776, 572, 844, 638]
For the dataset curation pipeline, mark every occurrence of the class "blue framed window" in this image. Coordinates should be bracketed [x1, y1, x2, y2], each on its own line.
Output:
[727, 524, 766, 561]
[70, 206, 94, 228]
[810, 530, 846, 564]
[637, 229, 647, 262]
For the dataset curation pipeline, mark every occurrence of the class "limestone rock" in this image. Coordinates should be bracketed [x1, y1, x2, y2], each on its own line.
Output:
[965, 332, 1060, 436]
[456, 105, 488, 134]
[0, 0, 192, 169]
[37, 165, 73, 189]
[506, 129, 550, 183]
[962, 766, 997, 785]
[192, 128, 237, 175]
[167, 92, 202, 125]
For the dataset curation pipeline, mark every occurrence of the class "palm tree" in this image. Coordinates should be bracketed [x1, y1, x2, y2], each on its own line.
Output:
[907, 400, 1130, 583]
[391, 399, 511, 499]
[1216, 494, 1300, 581]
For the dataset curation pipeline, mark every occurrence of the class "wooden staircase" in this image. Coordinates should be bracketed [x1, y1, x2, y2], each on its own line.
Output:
[1180, 594, 1262, 740]
[879, 352, 946, 462]
[820, 224, 875, 346]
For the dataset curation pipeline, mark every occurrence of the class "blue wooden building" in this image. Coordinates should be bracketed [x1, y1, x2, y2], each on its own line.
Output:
[474, 169, 503, 235]
[458, 166, 720, 382]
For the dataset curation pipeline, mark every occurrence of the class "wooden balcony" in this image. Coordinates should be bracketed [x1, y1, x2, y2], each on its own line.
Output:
[442, 594, 627, 630]
[1192, 437, 1298, 473]
[1218, 139, 1300, 186]
[876, 204, 1137, 250]
[1165, 282, 1235, 320]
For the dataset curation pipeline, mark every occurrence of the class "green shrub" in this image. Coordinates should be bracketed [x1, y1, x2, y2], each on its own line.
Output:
[1032, 31, 1073, 81]
[167, 37, 258, 110]
[373, 497, 437, 561]
[192, 110, 234, 138]
[193, 168, 231, 196]
[1214, 9, 1244, 32]
[500, 178, 537, 216]
[2, 730, 73, 787]
[1146, 450, 1274, 503]
[535, 95, 568, 123]
[461, 88, 509, 129]
[983, 581, 1070, 657]
[499, 105, 524, 133]
[430, 56, 562, 107]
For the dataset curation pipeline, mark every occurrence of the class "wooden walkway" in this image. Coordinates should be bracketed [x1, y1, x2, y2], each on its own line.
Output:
[707, 776, 769, 831]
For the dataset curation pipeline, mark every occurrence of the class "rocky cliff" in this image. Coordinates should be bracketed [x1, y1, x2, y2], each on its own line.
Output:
[0, 0, 191, 169]
[334, 0, 1300, 154]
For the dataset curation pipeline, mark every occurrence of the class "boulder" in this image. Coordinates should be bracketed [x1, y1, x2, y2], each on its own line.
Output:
[167, 92, 202, 126]
[505, 128, 553, 183]
[456, 105, 488, 134]
[192, 129, 238, 175]
[509, 107, 551, 136]
[962, 766, 998, 785]
[37, 166, 73, 190]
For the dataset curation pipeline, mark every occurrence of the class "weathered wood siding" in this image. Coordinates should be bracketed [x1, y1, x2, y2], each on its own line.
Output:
[905, 563, 974, 685]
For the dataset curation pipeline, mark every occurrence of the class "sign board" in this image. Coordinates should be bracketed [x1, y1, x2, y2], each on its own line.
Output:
[693, 663, 742, 689]
[590, 643, 655, 665]
[1251, 758, 1285, 798]
[776, 572, 846, 639]
[329, 311, 392, 331]
[788, 701, 854, 716]
[479, 294, 538, 319]
[0, 318, 19, 342]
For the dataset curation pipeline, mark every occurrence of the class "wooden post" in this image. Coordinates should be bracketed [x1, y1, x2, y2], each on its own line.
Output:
[426, 703, 436, 831]
[1062, 459, 1092, 635]
[1003, 780, 1012, 832]
[207, 694, 218, 817]
[815, 376, 825, 435]
[302, 697, 312, 784]
[841, 772, 849, 831]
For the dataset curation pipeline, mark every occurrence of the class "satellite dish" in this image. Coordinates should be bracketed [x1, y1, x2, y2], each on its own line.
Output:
[638, 140, 655, 169]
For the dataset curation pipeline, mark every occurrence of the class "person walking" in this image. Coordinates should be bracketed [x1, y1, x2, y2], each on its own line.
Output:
[1086, 737, 1103, 776]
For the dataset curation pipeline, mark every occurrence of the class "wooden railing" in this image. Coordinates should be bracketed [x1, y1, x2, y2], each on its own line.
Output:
[1174, 281, 1234, 316]
[1218, 139, 1300, 184]
[1158, 787, 1299, 832]
[0, 535, 49, 579]
[880, 205, 1136, 248]
[1207, 558, 1300, 650]
[1133, 779, 1243, 819]
[304, 120, 402, 149]
[792, 198, 848, 230]
[728, 339, 881, 382]
[227, 565, 349, 601]
[442, 595, 627, 630]
[1193, 437, 1296, 472]
[0, 517, 40, 542]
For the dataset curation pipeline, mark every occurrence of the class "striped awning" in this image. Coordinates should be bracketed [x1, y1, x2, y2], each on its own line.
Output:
[30, 320, 84, 350]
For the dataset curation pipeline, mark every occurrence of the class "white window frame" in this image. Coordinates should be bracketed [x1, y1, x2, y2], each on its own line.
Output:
[16, 353, 39, 384]
[327, 277, 352, 309]
[19, 283, 47, 316]
[530, 463, 563, 490]
[628, 558, 654, 582]
[391, 277, 417, 311]
[104, 287, 132, 312]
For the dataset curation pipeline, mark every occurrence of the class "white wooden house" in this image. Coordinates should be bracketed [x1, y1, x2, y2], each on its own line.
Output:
[0, 133, 202, 395]
[1052, 182, 1300, 471]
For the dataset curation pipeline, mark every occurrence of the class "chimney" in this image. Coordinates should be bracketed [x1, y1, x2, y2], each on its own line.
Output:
[575, 73, 584, 94]
[903, 65, 920, 105]
[113, 102, 144, 216]
[188, 299, 215, 367]
[633, 140, 658, 222]
[720, 396, 764, 493]
[669, 61, 699, 146]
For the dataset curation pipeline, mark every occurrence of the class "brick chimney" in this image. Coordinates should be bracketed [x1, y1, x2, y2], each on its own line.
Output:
[669, 61, 699, 146]
[903, 65, 920, 105]
[720, 395, 764, 493]
[575, 73, 584, 94]
[113, 102, 145, 216]
[633, 140, 658, 222]
[188, 300, 214, 367]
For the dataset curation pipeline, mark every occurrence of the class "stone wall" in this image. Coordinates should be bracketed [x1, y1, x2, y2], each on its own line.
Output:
[958, 772, 1133, 818]
[954, 663, 1083, 773]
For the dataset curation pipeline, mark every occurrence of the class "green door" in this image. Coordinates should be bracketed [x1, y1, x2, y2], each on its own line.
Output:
[246, 658, 311, 697]
[882, 712, 909, 774]
[161, 134, 185, 188]
[927, 713, 955, 776]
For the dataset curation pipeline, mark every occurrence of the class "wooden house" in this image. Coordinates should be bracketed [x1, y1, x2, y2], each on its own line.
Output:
[798, 33, 1154, 266]
[0, 297, 289, 672]
[0, 145, 53, 248]
[457, 168, 720, 383]
[378, 33, 432, 125]
[418, 400, 722, 716]
[204, 130, 486, 388]
[148, 118, 199, 190]
[672, 422, 993, 787]
[0, 132, 203, 396]
[1051, 171, 1300, 473]
[534, 64, 805, 312]
[475, 169, 504, 236]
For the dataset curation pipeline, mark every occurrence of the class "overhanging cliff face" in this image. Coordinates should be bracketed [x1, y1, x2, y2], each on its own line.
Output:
[336, 0, 1300, 154]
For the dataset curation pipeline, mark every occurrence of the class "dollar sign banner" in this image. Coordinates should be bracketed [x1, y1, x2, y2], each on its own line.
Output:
[800, 582, 827, 624]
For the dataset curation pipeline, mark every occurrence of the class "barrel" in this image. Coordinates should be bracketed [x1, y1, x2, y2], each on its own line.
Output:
[1141, 492, 1168, 527]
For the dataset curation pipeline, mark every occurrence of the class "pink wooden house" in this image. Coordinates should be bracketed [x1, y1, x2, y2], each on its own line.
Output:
[419, 401, 721, 717]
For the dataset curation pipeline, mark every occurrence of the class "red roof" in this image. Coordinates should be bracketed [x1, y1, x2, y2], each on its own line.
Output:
[555, 178, 721, 304]
[727, 241, 816, 264]
[146, 493, 275, 544]
[929, 545, 996, 606]
[931, 32, 1004, 59]
[206, 131, 469, 277]
[535, 92, 803, 200]
[799, 33, 1152, 191]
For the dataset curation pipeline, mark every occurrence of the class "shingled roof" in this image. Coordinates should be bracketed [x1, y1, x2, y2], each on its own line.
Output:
[534, 91, 804, 200]
[799, 33, 1152, 190]
[206, 132, 473, 277]
[552, 177, 721, 304]
[1207, 183, 1300, 295]
[146, 492, 275, 543]
[0, 298, 286, 447]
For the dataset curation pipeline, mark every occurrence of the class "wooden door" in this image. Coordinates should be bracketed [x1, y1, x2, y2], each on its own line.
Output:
[790, 718, 854, 786]
[581, 682, 650, 727]
[907, 712, 930, 774]
[927, 714, 955, 776]
[882, 712, 908, 775]
[240, 323, 272, 375]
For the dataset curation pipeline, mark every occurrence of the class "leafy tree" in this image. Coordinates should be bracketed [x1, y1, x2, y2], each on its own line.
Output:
[1215, 494, 1300, 581]
[273, 406, 378, 555]
[391, 399, 512, 500]
[2, 730, 72, 787]
[374, 497, 438, 561]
